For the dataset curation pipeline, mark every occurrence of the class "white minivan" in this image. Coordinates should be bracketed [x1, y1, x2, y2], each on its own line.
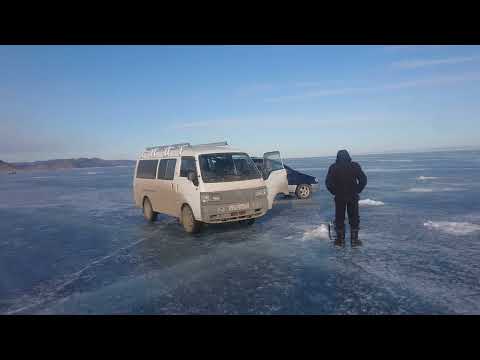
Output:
[133, 142, 289, 233]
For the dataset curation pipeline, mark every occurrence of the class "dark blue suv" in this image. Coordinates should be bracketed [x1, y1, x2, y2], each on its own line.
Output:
[284, 165, 319, 199]
[252, 158, 318, 199]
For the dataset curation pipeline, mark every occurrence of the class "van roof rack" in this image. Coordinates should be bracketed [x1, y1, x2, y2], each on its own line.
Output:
[142, 141, 229, 158]
[143, 142, 191, 157]
[190, 141, 228, 148]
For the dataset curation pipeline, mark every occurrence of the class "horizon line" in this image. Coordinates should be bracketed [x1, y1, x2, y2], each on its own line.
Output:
[3, 146, 480, 164]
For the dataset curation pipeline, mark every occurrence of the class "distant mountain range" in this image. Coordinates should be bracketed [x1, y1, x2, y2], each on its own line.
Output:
[0, 160, 17, 173]
[0, 158, 135, 173]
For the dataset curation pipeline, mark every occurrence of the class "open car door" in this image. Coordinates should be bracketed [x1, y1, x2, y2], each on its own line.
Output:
[263, 151, 289, 209]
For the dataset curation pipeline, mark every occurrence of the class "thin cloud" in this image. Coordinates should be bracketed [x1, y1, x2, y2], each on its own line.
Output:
[0, 122, 64, 155]
[0, 121, 74, 162]
[265, 87, 371, 102]
[383, 45, 446, 52]
[173, 121, 215, 129]
[170, 116, 381, 131]
[264, 72, 480, 103]
[392, 55, 480, 69]
[384, 45, 419, 52]
[381, 72, 480, 89]
[172, 119, 240, 129]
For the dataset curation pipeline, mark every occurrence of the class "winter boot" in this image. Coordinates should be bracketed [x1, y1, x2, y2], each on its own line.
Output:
[350, 228, 362, 247]
[334, 227, 345, 247]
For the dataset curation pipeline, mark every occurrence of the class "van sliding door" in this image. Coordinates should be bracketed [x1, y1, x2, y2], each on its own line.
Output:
[156, 159, 177, 216]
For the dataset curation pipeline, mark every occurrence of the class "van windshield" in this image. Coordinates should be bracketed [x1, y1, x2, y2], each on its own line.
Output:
[199, 153, 262, 183]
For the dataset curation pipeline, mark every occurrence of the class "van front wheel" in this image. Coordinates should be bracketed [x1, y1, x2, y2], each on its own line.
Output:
[181, 205, 201, 234]
[143, 198, 158, 222]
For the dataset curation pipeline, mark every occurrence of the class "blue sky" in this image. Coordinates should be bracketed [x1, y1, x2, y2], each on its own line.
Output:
[1, 45, 480, 162]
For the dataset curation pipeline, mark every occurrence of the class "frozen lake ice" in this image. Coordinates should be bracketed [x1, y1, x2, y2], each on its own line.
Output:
[1, 150, 480, 314]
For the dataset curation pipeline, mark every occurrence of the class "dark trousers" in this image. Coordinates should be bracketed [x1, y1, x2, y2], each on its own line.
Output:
[335, 197, 359, 230]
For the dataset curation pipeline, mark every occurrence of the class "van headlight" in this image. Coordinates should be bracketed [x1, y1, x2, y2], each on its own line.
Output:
[255, 188, 267, 197]
[201, 193, 222, 203]
[314, 177, 319, 183]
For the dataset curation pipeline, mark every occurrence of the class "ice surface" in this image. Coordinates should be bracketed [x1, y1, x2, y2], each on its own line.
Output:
[366, 168, 429, 173]
[424, 221, 480, 235]
[296, 167, 326, 171]
[359, 199, 385, 206]
[377, 159, 413, 162]
[2, 151, 480, 314]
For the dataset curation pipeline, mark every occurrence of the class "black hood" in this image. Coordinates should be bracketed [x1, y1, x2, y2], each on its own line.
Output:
[336, 149, 351, 163]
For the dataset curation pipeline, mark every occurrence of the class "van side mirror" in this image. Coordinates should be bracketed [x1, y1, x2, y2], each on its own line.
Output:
[262, 170, 269, 180]
[262, 162, 270, 180]
[187, 171, 199, 186]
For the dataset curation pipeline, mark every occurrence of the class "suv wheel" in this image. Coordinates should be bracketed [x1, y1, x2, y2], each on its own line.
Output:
[295, 184, 312, 199]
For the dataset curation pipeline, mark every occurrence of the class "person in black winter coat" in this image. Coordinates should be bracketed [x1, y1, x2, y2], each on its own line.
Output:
[325, 150, 367, 246]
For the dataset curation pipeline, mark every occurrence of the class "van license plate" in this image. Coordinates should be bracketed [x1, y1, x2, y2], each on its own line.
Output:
[228, 203, 249, 211]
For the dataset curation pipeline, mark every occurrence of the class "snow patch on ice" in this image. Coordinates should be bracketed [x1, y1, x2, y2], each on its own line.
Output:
[406, 187, 466, 193]
[359, 199, 385, 206]
[302, 224, 330, 240]
[424, 221, 480, 235]
[406, 188, 433, 192]
[417, 176, 438, 180]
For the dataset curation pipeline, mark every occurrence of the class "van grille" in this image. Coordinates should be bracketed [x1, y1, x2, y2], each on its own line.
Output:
[201, 188, 267, 223]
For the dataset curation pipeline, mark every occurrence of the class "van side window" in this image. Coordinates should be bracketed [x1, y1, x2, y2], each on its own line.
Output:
[265, 159, 283, 172]
[157, 159, 176, 180]
[164, 159, 177, 180]
[157, 160, 168, 179]
[180, 156, 196, 177]
[253, 159, 266, 179]
[136, 160, 158, 179]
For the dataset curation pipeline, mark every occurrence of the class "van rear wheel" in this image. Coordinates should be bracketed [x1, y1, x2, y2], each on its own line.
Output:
[181, 205, 201, 234]
[143, 198, 158, 222]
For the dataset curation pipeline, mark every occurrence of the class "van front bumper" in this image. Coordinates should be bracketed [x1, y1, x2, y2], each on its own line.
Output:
[200, 189, 268, 223]
[202, 206, 267, 223]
